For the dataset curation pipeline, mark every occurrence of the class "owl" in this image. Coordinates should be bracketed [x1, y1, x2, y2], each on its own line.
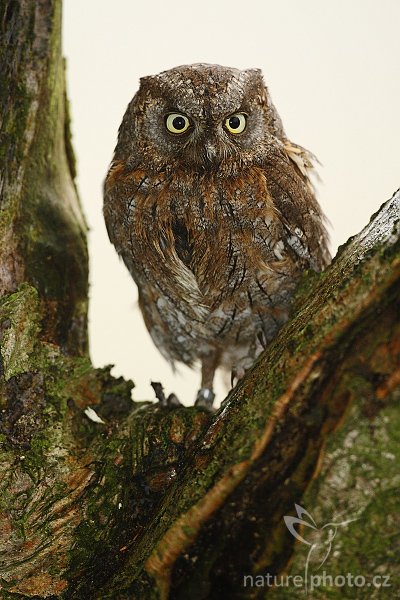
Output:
[103, 64, 330, 408]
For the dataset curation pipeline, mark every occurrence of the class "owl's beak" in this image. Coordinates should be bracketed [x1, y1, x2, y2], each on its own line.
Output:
[203, 142, 219, 165]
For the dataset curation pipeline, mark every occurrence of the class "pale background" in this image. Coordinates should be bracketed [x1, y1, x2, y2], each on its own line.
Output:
[62, 0, 400, 405]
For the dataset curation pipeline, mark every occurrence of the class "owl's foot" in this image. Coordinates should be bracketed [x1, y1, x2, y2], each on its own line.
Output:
[231, 365, 246, 388]
[257, 330, 268, 349]
[151, 381, 181, 408]
[195, 387, 215, 410]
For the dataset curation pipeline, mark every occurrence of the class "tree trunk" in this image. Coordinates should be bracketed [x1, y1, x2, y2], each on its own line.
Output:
[0, 2, 398, 599]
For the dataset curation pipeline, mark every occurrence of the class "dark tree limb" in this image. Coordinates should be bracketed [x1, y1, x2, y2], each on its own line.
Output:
[0, 2, 399, 599]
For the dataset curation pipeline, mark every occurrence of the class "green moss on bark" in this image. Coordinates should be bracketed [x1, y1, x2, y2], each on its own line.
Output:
[0, 284, 41, 381]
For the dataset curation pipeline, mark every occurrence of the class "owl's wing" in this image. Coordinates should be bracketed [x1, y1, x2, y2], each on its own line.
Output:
[263, 140, 331, 271]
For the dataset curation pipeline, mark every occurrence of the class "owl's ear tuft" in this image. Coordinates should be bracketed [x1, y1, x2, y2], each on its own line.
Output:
[244, 68, 266, 89]
[139, 75, 154, 87]
[243, 68, 264, 82]
[242, 68, 268, 103]
[244, 67, 262, 76]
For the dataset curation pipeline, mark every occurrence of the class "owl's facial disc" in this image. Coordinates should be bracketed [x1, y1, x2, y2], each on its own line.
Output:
[161, 109, 252, 170]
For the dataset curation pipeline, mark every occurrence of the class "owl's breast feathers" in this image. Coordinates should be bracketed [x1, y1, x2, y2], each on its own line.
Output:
[104, 155, 329, 365]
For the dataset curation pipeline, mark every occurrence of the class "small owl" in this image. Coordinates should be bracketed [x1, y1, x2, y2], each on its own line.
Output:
[104, 64, 330, 407]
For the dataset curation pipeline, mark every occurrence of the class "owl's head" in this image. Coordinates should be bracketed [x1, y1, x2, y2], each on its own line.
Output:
[116, 64, 285, 176]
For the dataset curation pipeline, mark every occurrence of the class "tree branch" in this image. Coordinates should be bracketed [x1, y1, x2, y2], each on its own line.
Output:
[0, 0, 88, 355]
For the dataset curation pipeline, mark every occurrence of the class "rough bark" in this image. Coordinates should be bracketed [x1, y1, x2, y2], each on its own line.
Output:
[0, 0, 88, 355]
[0, 2, 399, 599]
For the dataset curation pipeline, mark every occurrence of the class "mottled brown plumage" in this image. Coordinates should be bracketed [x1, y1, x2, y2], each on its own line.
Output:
[104, 64, 330, 406]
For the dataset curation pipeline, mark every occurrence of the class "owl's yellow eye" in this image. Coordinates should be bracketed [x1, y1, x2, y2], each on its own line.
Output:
[224, 113, 247, 134]
[165, 113, 191, 134]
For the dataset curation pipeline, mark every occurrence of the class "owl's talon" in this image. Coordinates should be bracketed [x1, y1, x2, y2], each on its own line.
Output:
[151, 381, 166, 404]
[231, 370, 235, 388]
[151, 382, 181, 407]
[231, 366, 246, 388]
[195, 388, 215, 409]
[166, 393, 181, 407]
[257, 330, 267, 349]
